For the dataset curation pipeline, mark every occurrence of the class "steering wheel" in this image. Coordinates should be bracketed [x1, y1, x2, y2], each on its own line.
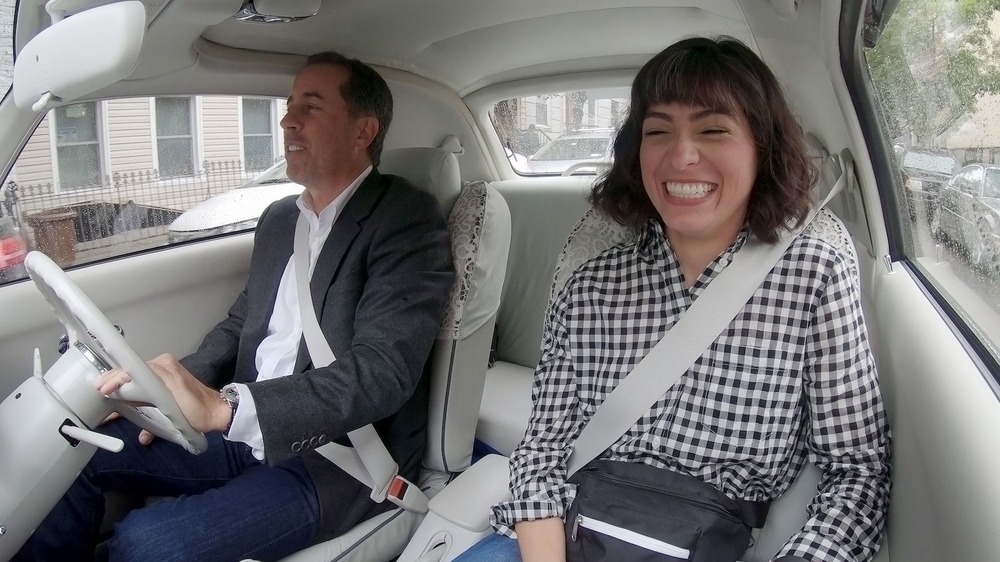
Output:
[24, 251, 207, 454]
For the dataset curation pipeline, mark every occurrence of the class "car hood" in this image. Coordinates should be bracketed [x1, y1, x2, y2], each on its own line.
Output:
[169, 182, 304, 233]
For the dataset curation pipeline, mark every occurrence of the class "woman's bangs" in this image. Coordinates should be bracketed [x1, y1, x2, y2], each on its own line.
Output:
[639, 54, 742, 117]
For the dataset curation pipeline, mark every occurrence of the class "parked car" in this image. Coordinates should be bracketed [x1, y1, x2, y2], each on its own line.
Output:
[898, 149, 960, 221]
[0, 215, 28, 283]
[167, 160, 301, 243]
[933, 163, 1000, 271]
[2, 1, 1000, 562]
[523, 129, 614, 174]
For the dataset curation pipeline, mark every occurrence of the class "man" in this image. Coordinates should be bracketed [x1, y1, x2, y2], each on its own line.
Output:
[16, 52, 455, 561]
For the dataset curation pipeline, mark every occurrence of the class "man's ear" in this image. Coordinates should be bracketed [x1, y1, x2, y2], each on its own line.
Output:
[355, 116, 379, 153]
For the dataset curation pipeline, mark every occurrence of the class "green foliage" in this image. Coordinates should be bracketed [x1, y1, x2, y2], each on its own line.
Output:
[868, 0, 1000, 145]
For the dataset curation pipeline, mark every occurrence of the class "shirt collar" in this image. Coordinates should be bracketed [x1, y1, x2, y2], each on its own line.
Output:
[295, 165, 373, 226]
[635, 219, 751, 293]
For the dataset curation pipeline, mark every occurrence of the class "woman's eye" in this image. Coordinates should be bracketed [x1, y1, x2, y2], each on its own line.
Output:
[703, 128, 727, 135]
[642, 129, 667, 136]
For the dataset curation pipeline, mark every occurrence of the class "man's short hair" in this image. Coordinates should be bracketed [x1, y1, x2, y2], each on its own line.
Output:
[305, 52, 393, 167]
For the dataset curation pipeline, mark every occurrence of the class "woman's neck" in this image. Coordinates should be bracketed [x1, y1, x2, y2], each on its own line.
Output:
[666, 226, 741, 288]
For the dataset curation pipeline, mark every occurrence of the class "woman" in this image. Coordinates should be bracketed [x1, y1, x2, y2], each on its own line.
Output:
[459, 36, 890, 562]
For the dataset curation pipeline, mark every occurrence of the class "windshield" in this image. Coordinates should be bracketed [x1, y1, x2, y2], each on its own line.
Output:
[490, 88, 629, 175]
[0, 0, 14, 99]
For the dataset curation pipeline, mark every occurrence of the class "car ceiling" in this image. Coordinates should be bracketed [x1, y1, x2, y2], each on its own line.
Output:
[15, 0, 761, 98]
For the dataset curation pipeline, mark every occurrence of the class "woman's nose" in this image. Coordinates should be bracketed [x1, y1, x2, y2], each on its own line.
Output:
[667, 136, 699, 169]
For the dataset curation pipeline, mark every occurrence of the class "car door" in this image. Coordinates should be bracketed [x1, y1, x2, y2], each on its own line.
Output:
[938, 168, 968, 236]
[859, 0, 1000, 560]
[955, 165, 985, 252]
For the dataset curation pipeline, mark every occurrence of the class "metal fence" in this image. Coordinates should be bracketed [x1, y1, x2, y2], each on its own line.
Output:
[1, 159, 259, 264]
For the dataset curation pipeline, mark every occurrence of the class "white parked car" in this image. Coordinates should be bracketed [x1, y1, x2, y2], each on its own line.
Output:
[167, 160, 302, 243]
[1, 1, 999, 562]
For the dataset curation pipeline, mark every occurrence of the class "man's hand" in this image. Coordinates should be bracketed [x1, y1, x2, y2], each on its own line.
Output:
[95, 353, 233, 444]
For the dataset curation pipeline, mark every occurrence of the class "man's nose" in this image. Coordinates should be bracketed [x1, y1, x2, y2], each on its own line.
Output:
[279, 110, 297, 131]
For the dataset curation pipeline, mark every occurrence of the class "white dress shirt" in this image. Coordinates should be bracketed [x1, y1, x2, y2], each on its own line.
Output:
[226, 166, 371, 460]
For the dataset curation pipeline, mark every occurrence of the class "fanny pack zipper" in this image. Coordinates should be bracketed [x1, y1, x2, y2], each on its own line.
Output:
[571, 514, 692, 559]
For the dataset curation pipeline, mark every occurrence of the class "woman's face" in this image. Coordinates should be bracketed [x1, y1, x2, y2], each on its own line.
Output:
[639, 102, 758, 249]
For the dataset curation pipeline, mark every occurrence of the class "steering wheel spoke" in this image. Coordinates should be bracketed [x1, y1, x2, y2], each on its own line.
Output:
[24, 251, 207, 454]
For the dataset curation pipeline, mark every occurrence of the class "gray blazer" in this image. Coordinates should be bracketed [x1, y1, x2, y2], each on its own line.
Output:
[180, 169, 454, 540]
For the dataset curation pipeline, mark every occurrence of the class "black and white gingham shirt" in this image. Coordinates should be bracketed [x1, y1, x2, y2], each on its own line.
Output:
[491, 220, 891, 562]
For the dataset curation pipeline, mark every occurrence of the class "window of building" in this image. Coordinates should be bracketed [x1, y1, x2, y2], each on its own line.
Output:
[155, 97, 195, 178]
[242, 98, 275, 172]
[535, 100, 549, 126]
[54, 102, 103, 190]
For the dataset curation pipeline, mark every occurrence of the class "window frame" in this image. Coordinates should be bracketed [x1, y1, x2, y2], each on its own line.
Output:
[842, 0, 1000, 388]
[48, 100, 109, 193]
[239, 96, 281, 173]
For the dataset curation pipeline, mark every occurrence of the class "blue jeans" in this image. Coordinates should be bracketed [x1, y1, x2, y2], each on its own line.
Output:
[15, 418, 320, 562]
[452, 533, 521, 562]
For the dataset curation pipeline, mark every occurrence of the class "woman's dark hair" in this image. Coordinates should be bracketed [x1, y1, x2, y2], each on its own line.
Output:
[305, 52, 393, 167]
[591, 36, 815, 243]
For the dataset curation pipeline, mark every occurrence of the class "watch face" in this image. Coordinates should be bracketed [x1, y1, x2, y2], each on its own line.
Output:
[223, 385, 240, 404]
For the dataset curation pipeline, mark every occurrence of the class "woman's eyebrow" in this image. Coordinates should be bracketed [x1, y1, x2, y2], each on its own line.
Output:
[643, 107, 734, 121]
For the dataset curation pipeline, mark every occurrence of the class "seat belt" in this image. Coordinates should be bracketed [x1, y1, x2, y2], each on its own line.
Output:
[292, 213, 429, 514]
[566, 154, 848, 476]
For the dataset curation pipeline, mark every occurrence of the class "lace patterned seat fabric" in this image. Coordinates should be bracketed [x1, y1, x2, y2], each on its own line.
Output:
[549, 207, 638, 304]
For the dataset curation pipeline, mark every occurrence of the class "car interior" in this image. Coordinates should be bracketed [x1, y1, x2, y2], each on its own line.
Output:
[1, 0, 1000, 561]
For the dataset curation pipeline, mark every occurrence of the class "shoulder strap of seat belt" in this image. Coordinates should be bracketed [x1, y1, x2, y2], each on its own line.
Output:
[566, 154, 849, 476]
[292, 213, 429, 514]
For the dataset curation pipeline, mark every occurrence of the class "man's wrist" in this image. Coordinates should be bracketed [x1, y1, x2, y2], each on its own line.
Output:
[219, 384, 240, 436]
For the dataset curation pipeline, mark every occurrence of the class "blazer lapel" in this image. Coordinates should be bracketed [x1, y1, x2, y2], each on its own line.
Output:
[308, 170, 387, 314]
[295, 171, 387, 372]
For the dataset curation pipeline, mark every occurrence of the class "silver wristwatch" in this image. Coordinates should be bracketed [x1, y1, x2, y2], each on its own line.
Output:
[220, 383, 240, 436]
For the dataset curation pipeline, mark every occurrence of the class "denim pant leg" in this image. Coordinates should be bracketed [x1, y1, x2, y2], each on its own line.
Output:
[15, 418, 320, 562]
[452, 533, 522, 562]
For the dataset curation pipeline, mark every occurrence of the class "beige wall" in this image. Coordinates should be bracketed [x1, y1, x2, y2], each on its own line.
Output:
[201, 95, 241, 163]
[108, 98, 154, 173]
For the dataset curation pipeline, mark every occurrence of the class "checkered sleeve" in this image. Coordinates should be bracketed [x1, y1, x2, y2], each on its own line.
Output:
[490, 279, 588, 537]
[776, 249, 892, 562]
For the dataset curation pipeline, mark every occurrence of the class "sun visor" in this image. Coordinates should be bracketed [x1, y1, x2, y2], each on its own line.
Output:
[13, 1, 146, 113]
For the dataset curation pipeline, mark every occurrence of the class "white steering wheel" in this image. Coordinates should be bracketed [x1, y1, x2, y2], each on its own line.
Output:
[24, 251, 207, 454]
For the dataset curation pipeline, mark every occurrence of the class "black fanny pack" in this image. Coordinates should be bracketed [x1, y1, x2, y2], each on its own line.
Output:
[565, 460, 769, 562]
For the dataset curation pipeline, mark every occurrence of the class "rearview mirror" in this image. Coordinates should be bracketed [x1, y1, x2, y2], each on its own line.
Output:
[13, 1, 146, 112]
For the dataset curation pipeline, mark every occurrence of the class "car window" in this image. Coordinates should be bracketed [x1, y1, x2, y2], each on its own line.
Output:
[0, 95, 289, 284]
[490, 89, 629, 175]
[986, 168, 1000, 199]
[867, 0, 1000, 366]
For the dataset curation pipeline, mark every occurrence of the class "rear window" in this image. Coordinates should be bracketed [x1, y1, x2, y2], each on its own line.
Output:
[490, 89, 629, 176]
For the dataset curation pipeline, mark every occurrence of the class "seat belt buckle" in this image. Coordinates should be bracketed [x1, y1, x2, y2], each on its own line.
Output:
[387, 475, 429, 514]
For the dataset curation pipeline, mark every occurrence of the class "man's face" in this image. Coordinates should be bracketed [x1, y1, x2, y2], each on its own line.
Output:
[280, 64, 377, 191]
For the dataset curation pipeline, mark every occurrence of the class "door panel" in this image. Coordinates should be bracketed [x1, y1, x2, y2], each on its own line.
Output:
[0, 234, 253, 400]
[871, 264, 1000, 562]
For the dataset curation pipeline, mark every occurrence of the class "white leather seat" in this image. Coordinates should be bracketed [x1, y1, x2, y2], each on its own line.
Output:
[279, 148, 512, 562]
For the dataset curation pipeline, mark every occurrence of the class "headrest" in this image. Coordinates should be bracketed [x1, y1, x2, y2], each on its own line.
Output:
[549, 207, 637, 306]
[379, 147, 462, 214]
[439, 181, 512, 340]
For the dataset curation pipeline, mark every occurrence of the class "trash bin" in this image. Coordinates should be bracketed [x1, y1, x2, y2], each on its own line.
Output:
[26, 209, 78, 267]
